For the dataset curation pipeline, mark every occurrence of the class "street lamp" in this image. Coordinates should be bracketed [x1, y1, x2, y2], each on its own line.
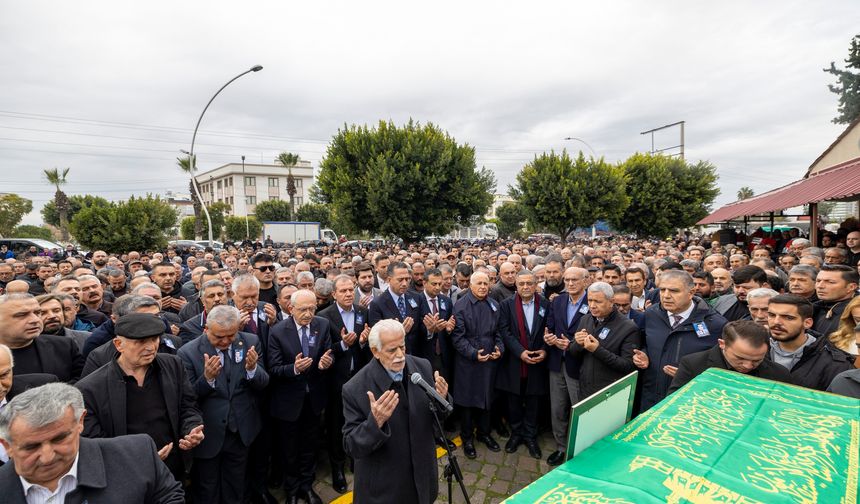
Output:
[188, 64, 263, 247]
[563, 136, 598, 158]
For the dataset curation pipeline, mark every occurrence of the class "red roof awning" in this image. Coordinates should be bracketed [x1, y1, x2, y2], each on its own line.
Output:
[698, 157, 860, 225]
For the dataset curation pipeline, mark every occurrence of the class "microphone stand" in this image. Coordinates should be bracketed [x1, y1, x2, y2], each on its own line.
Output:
[428, 400, 470, 503]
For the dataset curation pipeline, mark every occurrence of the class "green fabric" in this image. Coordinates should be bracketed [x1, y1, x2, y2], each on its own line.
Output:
[505, 368, 860, 503]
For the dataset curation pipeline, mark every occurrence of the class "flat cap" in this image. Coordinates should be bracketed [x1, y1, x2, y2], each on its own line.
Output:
[115, 313, 164, 339]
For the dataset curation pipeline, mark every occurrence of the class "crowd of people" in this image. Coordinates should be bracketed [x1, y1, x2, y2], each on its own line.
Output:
[0, 230, 858, 503]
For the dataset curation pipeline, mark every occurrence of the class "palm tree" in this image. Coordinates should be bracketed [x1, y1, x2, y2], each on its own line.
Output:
[177, 155, 203, 239]
[277, 152, 301, 215]
[737, 186, 755, 200]
[44, 167, 70, 241]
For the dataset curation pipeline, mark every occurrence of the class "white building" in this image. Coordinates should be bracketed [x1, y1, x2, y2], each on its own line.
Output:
[487, 193, 515, 219]
[194, 162, 314, 217]
[164, 191, 195, 219]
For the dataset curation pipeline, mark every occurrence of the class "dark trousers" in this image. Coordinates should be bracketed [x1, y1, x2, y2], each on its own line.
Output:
[460, 406, 490, 441]
[245, 399, 278, 497]
[507, 380, 540, 441]
[193, 430, 248, 504]
[326, 380, 347, 470]
[279, 395, 320, 495]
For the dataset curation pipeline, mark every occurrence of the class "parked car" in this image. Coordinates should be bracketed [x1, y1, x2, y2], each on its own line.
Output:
[0, 238, 65, 258]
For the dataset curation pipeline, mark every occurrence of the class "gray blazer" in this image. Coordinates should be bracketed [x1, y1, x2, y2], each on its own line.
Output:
[64, 327, 90, 351]
[0, 434, 184, 503]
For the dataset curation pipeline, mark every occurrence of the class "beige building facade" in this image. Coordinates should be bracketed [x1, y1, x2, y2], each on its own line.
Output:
[194, 162, 314, 217]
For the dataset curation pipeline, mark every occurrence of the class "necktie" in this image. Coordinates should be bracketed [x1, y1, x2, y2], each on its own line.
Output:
[221, 348, 231, 372]
[301, 325, 310, 356]
[397, 296, 407, 319]
[430, 298, 438, 316]
[245, 313, 258, 334]
[671, 314, 683, 329]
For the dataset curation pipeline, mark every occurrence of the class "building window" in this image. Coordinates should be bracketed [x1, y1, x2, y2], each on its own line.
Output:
[244, 176, 255, 186]
[245, 196, 256, 205]
[268, 177, 279, 187]
[217, 180, 222, 189]
[295, 178, 303, 189]
[270, 195, 280, 201]
[227, 178, 233, 186]
[295, 196, 303, 207]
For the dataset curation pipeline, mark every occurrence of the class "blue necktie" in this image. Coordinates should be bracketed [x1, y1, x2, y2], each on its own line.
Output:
[397, 296, 407, 319]
[301, 326, 310, 356]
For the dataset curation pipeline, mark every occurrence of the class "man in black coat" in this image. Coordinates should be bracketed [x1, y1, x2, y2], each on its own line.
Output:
[317, 274, 370, 493]
[266, 290, 333, 504]
[75, 313, 204, 482]
[177, 278, 229, 345]
[669, 320, 791, 393]
[496, 270, 549, 459]
[150, 262, 188, 315]
[417, 268, 456, 376]
[369, 262, 429, 359]
[342, 319, 450, 504]
[178, 305, 269, 504]
[811, 264, 858, 337]
[569, 282, 641, 400]
[0, 293, 83, 383]
[0, 383, 184, 503]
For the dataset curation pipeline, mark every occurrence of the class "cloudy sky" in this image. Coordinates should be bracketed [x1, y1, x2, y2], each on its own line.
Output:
[2, 1, 858, 227]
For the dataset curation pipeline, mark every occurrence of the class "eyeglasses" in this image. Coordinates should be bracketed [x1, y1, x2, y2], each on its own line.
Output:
[255, 265, 276, 272]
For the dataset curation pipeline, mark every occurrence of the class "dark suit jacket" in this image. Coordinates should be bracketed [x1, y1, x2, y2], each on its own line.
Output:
[0, 434, 184, 504]
[178, 331, 270, 458]
[369, 290, 428, 358]
[179, 313, 206, 346]
[416, 293, 454, 371]
[13, 335, 84, 384]
[266, 315, 332, 422]
[569, 309, 641, 398]
[75, 354, 202, 442]
[668, 345, 792, 393]
[318, 303, 370, 384]
[7, 373, 58, 400]
[342, 356, 445, 504]
[546, 292, 589, 377]
[496, 295, 550, 396]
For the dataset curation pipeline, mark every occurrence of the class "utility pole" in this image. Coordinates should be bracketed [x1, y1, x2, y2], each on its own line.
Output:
[640, 121, 685, 160]
[242, 155, 249, 239]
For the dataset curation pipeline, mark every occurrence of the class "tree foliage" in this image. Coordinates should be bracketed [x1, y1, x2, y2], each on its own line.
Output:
[179, 202, 229, 240]
[70, 195, 177, 252]
[495, 202, 527, 238]
[0, 194, 33, 237]
[277, 152, 301, 214]
[612, 153, 720, 238]
[41, 195, 111, 228]
[254, 199, 292, 222]
[225, 216, 261, 241]
[177, 155, 203, 238]
[317, 120, 495, 241]
[512, 150, 628, 240]
[295, 203, 332, 228]
[737, 186, 755, 200]
[12, 225, 53, 240]
[44, 167, 70, 241]
[824, 34, 860, 125]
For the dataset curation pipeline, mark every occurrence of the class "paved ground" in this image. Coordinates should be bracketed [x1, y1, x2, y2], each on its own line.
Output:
[269, 429, 558, 503]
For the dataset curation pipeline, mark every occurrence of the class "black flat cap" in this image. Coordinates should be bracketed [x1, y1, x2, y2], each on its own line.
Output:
[115, 313, 164, 339]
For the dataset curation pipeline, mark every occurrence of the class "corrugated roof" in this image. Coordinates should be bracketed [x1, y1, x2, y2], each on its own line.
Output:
[698, 156, 860, 225]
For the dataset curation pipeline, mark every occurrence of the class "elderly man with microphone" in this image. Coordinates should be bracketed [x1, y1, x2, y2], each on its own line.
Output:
[342, 319, 451, 504]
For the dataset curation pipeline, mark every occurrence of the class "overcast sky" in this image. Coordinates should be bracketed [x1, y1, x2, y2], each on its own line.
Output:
[2, 1, 858, 227]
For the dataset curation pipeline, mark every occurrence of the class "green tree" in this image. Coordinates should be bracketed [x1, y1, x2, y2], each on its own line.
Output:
[177, 155, 204, 238]
[12, 224, 53, 240]
[276, 152, 301, 215]
[495, 201, 527, 238]
[824, 34, 860, 124]
[737, 186, 755, 200]
[612, 153, 720, 238]
[0, 194, 33, 237]
[44, 167, 71, 241]
[512, 150, 627, 241]
[180, 216, 197, 240]
[70, 195, 177, 251]
[41, 195, 111, 229]
[206, 201, 231, 241]
[225, 216, 261, 241]
[295, 203, 332, 228]
[317, 120, 495, 241]
[254, 199, 292, 222]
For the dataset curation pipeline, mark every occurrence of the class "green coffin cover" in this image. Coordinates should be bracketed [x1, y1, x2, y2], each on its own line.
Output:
[505, 368, 860, 503]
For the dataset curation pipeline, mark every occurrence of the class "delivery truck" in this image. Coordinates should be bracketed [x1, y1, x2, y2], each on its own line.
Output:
[262, 221, 337, 245]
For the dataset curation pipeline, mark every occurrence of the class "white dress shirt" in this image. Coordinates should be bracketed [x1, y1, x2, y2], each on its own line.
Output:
[21, 453, 79, 504]
[668, 301, 696, 326]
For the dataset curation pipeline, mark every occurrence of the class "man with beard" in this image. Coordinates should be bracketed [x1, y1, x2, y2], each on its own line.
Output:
[79, 274, 112, 318]
[354, 262, 381, 308]
[0, 294, 83, 383]
[709, 268, 734, 297]
[106, 268, 129, 298]
[541, 255, 566, 301]
[713, 266, 768, 322]
[251, 254, 278, 307]
[150, 263, 186, 315]
[27, 264, 53, 296]
[767, 294, 854, 390]
[35, 294, 89, 350]
[90, 250, 109, 270]
[746, 288, 779, 327]
[787, 265, 818, 302]
[691, 271, 716, 305]
[0, 263, 13, 292]
[812, 264, 859, 337]
[409, 262, 425, 294]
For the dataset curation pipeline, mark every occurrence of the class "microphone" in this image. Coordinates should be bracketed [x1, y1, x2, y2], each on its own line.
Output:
[410, 372, 453, 413]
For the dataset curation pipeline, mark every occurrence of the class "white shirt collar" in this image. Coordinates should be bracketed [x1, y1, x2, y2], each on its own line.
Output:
[388, 288, 402, 303]
[425, 292, 437, 303]
[293, 319, 309, 334]
[669, 301, 696, 324]
[20, 452, 79, 496]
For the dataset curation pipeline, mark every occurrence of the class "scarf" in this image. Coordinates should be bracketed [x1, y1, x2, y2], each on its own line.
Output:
[514, 292, 540, 378]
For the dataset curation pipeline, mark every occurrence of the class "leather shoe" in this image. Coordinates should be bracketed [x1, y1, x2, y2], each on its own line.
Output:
[504, 435, 522, 453]
[332, 466, 348, 494]
[525, 439, 542, 459]
[463, 440, 477, 459]
[546, 450, 565, 466]
[298, 488, 323, 504]
[477, 433, 500, 452]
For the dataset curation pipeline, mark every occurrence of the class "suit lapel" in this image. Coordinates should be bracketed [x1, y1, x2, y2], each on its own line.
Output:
[108, 361, 128, 436]
[383, 291, 401, 321]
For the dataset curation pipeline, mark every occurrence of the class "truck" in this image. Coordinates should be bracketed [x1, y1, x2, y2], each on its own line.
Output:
[445, 222, 499, 240]
[261, 221, 338, 245]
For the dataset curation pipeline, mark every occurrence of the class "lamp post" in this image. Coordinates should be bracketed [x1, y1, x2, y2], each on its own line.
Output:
[562, 136, 598, 158]
[242, 155, 249, 239]
[188, 65, 263, 247]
